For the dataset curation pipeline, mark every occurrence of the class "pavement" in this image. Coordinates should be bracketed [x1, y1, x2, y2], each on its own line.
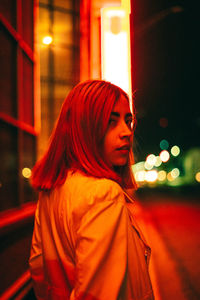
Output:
[132, 192, 200, 300]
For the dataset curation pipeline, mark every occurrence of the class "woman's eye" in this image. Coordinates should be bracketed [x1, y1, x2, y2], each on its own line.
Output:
[126, 119, 133, 128]
[109, 119, 117, 125]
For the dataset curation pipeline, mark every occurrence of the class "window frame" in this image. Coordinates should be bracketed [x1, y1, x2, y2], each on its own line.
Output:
[0, 0, 39, 212]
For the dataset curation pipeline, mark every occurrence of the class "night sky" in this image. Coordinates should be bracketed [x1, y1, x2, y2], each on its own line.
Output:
[131, 0, 200, 162]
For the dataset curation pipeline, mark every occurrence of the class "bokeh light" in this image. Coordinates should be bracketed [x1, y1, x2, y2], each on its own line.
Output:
[195, 172, 200, 183]
[160, 150, 170, 163]
[159, 117, 168, 128]
[154, 156, 162, 167]
[131, 161, 145, 173]
[135, 171, 146, 182]
[171, 145, 180, 157]
[42, 36, 53, 45]
[145, 170, 158, 182]
[167, 172, 174, 182]
[171, 168, 180, 179]
[22, 168, 32, 178]
[157, 170, 167, 181]
[160, 139, 169, 150]
[146, 154, 156, 166]
[144, 161, 153, 170]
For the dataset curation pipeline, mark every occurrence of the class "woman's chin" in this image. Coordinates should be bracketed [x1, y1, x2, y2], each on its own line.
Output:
[113, 158, 128, 167]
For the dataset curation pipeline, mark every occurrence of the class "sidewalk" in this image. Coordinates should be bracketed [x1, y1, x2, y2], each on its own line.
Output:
[132, 199, 188, 300]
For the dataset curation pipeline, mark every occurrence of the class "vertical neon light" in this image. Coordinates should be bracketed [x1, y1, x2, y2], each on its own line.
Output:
[101, 0, 132, 104]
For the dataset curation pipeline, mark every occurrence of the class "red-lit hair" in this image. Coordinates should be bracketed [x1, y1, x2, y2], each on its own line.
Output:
[31, 80, 137, 191]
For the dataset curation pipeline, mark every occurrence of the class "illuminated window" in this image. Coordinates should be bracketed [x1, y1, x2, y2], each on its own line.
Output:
[101, 1, 132, 102]
[38, 0, 80, 155]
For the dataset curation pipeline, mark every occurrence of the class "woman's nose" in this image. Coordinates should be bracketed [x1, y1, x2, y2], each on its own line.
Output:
[119, 121, 132, 138]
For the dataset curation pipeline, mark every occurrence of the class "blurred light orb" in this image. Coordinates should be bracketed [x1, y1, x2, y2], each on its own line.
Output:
[131, 161, 145, 173]
[154, 156, 162, 167]
[167, 172, 174, 182]
[160, 150, 170, 163]
[144, 161, 153, 170]
[195, 172, 200, 183]
[171, 168, 180, 179]
[159, 117, 168, 128]
[171, 145, 180, 156]
[135, 171, 146, 182]
[160, 139, 169, 150]
[158, 170, 167, 181]
[42, 36, 53, 45]
[146, 154, 156, 166]
[22, 167, 32, 178]
[145, 170, 158, 182]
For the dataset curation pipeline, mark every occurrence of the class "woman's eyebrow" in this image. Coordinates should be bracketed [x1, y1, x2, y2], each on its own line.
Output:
[110, 112, 120, 117]
[110, 112, 133, 118]
[126, 113, 133, 118]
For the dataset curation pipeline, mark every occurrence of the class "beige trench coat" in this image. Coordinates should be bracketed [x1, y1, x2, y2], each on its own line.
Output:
[29, 170, 154, 300]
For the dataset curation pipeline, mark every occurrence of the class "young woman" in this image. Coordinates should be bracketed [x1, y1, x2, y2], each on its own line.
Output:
[29, 80, 154, 300]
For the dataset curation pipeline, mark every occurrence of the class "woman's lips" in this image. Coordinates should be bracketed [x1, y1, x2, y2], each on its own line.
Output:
[117, 145, 130, 150]
[116, 145, 130, 154]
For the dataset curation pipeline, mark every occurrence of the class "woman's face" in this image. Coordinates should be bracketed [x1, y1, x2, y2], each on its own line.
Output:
[103, 95, 133, 167]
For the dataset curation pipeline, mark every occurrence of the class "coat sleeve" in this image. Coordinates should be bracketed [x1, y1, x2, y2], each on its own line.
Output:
[29, 200, 47, 300]
[71, 183, 130, 300]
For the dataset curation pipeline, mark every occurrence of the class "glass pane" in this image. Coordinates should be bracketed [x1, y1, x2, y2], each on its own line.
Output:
[55, 0, 73, 10]
[54, 84, 71, 118]
[21, 131, 36, 203]
[0, 121, 18, 211]
[39, 0, 50, 4]
[38, 80, 52, 157]
[0, 0, 16, 28]
[40, 45, 50, 78]
[0, 25, 17, 118]
[73, 0, 80, 13]
[53, 11, 73, 45]
[22, 0, 33, 49]
[22, 53, 34, 126]
[40, 0, 73, 10]
[54, 46, 73, 80]
[74, 14, 80, 47]
[39, 7, 51, 44]
[22, 132, 36, 169]
[0, 224, 34, 294]
[73, 47, 80, 83]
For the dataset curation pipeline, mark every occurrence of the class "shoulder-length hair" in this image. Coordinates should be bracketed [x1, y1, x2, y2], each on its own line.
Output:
[31, 80, 137, 191]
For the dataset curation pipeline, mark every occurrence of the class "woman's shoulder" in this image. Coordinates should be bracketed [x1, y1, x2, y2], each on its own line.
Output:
[63, 170, 125, 207]
[55, 170, 127, 232]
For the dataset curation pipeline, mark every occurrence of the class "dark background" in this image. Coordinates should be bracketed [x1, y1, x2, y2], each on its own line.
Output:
[131, 0, 200, 162]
